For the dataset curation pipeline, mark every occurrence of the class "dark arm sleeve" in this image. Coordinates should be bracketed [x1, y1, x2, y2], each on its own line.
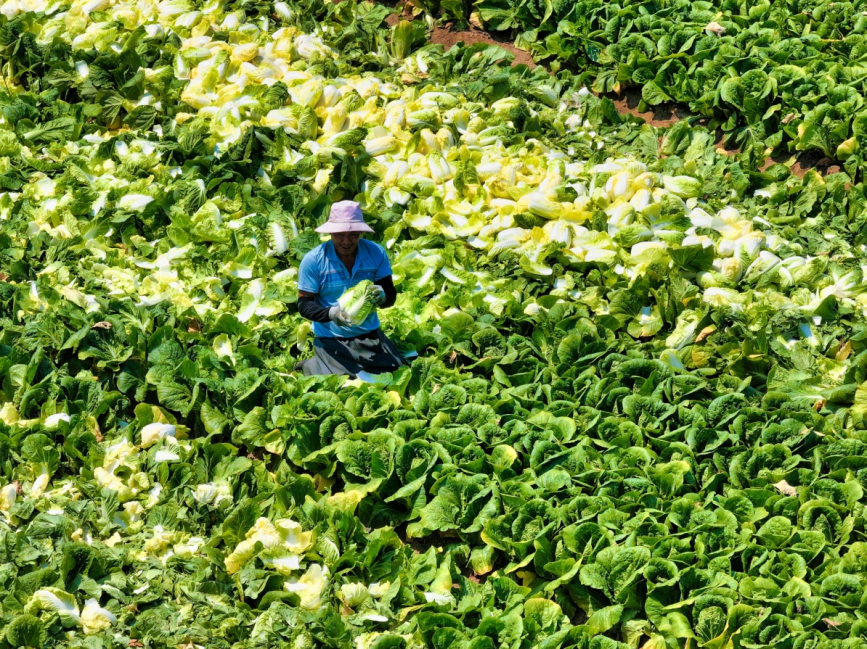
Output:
[298, 296, 331, 323]
[374, 275, 398, 308]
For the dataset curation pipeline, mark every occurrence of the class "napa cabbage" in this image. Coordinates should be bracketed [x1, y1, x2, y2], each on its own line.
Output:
[337, 280, 379, 323]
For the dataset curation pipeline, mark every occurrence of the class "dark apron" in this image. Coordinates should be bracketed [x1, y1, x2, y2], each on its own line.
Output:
[298, 329, 409, 378]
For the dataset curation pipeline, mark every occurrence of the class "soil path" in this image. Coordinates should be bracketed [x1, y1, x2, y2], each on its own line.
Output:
[375, 0, 841, 178]
[382, 0, 537, 68]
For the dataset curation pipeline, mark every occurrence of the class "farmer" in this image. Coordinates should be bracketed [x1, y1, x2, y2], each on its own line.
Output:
[296, 200, 408, 378]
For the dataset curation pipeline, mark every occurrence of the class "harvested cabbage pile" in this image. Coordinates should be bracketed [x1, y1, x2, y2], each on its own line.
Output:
[0, 0, 866, 648]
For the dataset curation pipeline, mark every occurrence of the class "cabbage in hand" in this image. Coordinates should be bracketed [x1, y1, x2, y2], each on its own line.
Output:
[337, 280, 379, 324]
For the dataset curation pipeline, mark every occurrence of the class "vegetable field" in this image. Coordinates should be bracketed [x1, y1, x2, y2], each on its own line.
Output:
[440, 0, 867, 177]
[2, 0, 867, 647]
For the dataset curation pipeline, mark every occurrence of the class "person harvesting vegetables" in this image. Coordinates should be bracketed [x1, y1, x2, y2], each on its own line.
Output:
[296, 201, 408, 378]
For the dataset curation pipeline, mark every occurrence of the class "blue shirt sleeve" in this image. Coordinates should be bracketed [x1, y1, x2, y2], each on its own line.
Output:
[298, 248, 321, 294]
[373, 243, 392, 281]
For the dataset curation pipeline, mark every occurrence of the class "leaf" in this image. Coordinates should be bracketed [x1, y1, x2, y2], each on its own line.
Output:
[5, 613, 45, 648]
[220, 500, 261, 545]
[670, 245, 714, 272]
[641, 81, 671, 106]
[201, 400, 232, 436]
[586, 604, 623, 634]
[156, 380, 195, 416]
[20, 117, 80, 144]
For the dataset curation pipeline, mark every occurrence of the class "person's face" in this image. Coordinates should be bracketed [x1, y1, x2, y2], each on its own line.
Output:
[332, 231, 361, 256]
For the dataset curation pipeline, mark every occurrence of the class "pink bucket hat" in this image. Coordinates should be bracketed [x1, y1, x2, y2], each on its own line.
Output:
[315, 201, 374, 234]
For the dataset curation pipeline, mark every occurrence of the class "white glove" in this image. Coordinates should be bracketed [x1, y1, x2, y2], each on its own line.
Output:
[328, 306, 353, 327]
[370, 285, 386, 307]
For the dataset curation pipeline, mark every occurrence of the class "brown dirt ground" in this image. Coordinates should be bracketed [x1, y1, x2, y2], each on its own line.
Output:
[608, 86, 692, 129]
[431, 24, 537, 68]
[376, 0, 842, 178]
[383, 0, 536, 68]
[765, 152, 842, 178]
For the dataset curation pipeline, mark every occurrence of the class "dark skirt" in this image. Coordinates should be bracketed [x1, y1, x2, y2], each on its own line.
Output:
[297, 329, 409, 378]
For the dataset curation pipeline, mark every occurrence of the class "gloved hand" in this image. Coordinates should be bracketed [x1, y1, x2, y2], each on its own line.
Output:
[328, 305, 353, 327]
[369, 285, 386, 307]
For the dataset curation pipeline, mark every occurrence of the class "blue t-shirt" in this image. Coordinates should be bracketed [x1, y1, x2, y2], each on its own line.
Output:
[298, 239, 392, 338]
